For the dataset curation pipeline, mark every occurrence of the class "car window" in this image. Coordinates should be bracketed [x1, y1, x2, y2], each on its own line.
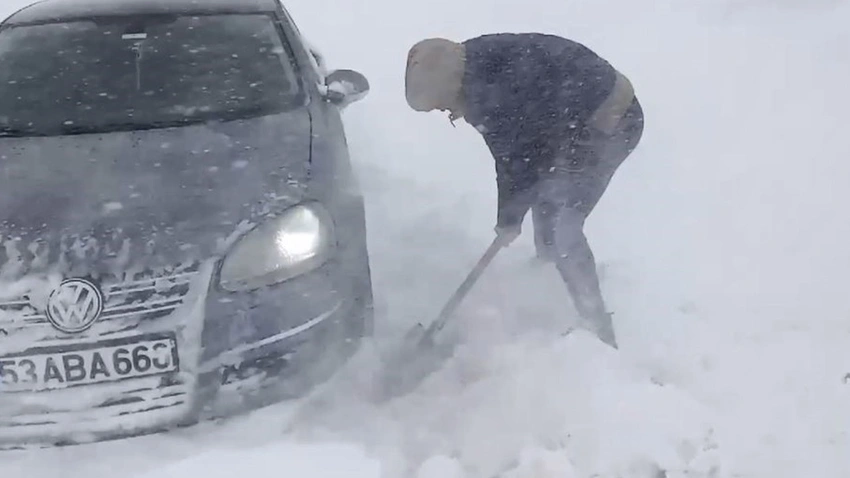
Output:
[0, 13, 303, 138]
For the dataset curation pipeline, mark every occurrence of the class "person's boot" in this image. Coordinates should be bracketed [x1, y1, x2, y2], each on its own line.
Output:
[573, 296, 618, 349]
[560, 312, 617, 349]
[588, 311, 618, 349]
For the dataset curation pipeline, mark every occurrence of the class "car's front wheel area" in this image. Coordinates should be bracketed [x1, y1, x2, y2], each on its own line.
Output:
[225, 284, 372, 410]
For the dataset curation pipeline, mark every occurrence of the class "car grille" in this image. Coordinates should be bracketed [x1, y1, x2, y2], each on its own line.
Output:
[0, 262, 207, 445]
[0, 263, 202, 341]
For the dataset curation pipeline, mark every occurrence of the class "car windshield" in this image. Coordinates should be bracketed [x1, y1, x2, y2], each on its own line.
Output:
[0, 13, 302, 137]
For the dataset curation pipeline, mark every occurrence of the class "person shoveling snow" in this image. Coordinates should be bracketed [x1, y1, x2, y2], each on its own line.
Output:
[404, 33, 644, 349]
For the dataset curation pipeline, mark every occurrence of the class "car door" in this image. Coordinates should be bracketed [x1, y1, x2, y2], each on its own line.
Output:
[274, 5, 345, 135]
[273, 3, 356, 191]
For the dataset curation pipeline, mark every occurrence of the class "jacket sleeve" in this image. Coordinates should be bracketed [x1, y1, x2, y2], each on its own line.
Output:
[462, 34, 556, 228]
[485, 131, 538, 228]
[494, 157, 537, 228]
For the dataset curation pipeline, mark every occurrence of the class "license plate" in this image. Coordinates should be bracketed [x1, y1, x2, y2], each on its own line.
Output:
[0, 334, 179, 393]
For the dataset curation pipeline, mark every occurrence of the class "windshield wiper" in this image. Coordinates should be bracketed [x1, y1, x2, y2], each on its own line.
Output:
[0, 121, 186, 137]
[59, 119, 199, 135]
[0, 109, 278, 138]
[0, 126, 38, 138]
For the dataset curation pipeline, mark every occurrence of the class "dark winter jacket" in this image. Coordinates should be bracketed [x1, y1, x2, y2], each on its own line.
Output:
[461, 33, 634, 228]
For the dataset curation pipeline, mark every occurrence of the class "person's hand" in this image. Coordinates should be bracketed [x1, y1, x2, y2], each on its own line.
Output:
[494, 224, 521, 247]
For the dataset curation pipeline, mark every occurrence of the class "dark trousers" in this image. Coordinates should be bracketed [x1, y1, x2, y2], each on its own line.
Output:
[531, 98, 644, 347]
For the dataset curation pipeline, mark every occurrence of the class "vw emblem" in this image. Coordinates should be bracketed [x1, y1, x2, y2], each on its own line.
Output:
[45, 278, 105, 333]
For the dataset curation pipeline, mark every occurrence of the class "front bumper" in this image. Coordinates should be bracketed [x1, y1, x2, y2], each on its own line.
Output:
[0, 243, 372, 448]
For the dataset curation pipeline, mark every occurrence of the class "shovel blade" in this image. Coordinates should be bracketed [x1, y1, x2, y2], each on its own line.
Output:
[371, 238, 505, 401]
[372, 324, 455, 401]
[402, 321, 427, 344]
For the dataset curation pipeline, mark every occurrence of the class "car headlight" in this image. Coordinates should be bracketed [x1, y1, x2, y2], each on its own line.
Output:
[218, 202, 335, 292]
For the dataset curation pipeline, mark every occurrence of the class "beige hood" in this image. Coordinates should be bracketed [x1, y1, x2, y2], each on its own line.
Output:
[405, 38, 466, 114]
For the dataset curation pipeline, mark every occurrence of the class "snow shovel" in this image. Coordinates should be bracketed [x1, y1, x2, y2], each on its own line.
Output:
[374, 236, 507, 401]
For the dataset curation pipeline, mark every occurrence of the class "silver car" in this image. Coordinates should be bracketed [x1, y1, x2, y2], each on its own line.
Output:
[0, 0, 374, 447]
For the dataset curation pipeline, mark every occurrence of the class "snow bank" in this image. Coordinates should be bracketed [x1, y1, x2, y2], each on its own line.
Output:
[282, 327, 721, 478]
[130, 441, 381, 478]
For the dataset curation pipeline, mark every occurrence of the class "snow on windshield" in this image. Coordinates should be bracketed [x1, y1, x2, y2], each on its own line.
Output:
[0, 13, 300, 137]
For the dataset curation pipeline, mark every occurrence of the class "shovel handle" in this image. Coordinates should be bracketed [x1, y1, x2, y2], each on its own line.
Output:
[423, 236, 505, 338]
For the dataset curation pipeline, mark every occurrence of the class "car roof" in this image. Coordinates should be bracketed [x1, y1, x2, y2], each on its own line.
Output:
[3, 0, 280, 26]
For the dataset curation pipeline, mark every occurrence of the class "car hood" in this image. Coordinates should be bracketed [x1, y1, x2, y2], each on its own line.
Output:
[0, 111, 312, 278]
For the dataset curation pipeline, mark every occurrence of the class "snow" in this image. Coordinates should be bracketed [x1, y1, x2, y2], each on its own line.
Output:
[132, 441, 382, 478]
[2, 0, 850, 477]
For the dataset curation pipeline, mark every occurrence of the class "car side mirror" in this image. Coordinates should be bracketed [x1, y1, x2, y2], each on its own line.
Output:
[323, 69, 370, 108]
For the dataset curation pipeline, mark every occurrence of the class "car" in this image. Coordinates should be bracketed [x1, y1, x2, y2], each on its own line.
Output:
[0, 0, 374, 448]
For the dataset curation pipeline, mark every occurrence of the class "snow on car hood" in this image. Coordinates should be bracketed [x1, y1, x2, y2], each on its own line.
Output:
[0, 110, 312, 282]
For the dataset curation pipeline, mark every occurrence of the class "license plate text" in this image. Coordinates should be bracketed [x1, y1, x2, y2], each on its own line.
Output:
[0, 335, 179, 392]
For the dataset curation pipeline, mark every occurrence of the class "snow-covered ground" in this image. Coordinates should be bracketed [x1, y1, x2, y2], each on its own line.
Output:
[2, 0, 850, 477]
